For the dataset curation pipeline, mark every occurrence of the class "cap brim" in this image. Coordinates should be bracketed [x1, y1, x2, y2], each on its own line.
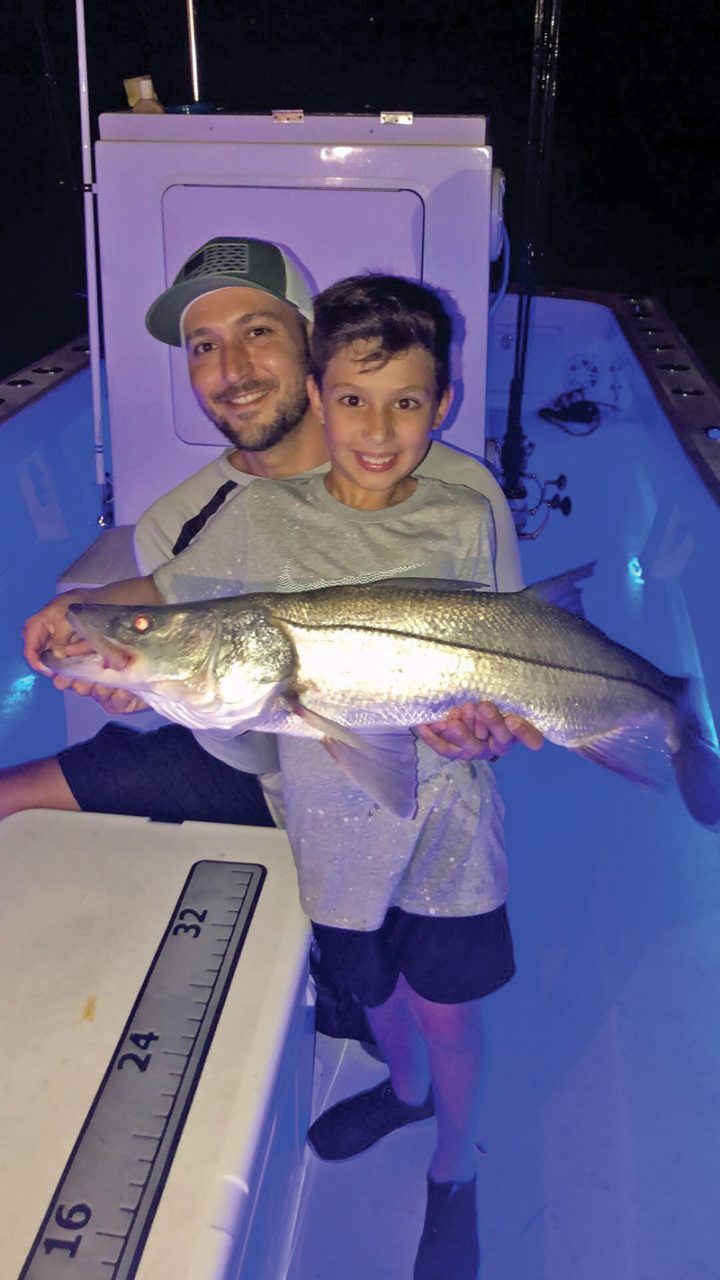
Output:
[145, 276, 312, 347]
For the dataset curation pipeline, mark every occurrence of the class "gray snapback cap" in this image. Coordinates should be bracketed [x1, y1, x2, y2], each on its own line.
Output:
[145, 236, 314, 346]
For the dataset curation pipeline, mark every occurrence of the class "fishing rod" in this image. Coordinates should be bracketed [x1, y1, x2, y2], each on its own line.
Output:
[502, 0, 564, 534]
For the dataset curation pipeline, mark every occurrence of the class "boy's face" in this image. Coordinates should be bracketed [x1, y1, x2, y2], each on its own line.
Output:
[307, 343, 452, 505]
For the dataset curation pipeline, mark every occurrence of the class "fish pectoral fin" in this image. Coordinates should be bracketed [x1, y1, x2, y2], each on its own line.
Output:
[284, 697, 361, 746]
[571, 724, 670, 789]
[285, 699, 417, 818]
[323, 731, 418, 819]
[524, 563, 596, 616]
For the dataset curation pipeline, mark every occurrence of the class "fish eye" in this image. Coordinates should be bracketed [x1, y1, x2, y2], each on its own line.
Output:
[131, 613, 154, 634]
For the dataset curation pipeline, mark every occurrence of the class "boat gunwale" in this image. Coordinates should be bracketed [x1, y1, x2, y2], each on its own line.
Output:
[526, 285, 720, 506]
[0, 337, 90, 424]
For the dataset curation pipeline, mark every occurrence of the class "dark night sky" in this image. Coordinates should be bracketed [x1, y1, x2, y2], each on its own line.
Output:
[2, 0, 718, 380]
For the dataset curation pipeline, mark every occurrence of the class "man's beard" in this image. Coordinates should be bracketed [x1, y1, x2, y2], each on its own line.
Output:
[209, 383, 310, 453]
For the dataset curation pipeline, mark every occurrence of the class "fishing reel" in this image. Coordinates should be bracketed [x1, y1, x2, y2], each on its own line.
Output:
[488, 434, 573, 540]
[507, 469, 572, 540]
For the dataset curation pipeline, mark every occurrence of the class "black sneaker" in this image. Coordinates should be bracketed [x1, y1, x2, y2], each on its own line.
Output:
[414, 1175, 480, 1280]
[307, 1077, 434, 1161]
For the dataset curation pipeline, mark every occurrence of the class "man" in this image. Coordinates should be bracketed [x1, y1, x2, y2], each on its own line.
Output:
[3, 235, 541, 830]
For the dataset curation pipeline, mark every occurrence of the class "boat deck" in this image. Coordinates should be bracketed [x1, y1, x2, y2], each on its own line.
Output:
[1, 308, 719, 1275]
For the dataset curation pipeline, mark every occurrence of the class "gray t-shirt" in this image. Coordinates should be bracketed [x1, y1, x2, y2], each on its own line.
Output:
[155, 474, 508, 930]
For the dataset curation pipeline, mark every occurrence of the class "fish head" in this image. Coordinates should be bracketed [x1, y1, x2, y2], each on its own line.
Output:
[42, 599, 296, 732]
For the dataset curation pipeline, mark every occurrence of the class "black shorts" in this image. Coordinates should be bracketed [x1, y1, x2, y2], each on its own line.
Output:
[58, 723, 274, 827]
[312, 903, 515, 1008]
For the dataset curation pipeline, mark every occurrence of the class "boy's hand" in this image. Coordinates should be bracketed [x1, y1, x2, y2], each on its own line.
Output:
[415, 701, 543, 761]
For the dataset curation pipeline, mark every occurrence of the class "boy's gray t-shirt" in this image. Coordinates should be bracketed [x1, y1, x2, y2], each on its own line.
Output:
[155, 473, 508, 931]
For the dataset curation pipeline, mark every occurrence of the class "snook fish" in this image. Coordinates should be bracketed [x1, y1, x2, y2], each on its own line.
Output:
[43, 565, 720, 826]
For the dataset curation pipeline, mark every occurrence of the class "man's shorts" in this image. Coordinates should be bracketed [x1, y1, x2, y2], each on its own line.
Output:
[58, 723, 274, 827]
[311, 903, 515, 1008]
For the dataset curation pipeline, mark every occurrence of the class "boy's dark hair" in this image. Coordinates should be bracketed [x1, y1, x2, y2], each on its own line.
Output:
[310, 273, 452, 396]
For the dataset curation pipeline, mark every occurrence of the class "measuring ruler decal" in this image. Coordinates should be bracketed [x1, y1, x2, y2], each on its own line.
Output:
[20, 858, 266, 1280]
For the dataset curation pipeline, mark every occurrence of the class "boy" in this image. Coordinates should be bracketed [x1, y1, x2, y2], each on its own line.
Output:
[25, 275, 518, 1278]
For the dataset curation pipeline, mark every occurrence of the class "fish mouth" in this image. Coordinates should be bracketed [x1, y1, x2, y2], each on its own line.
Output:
[40, 607, 136, 682]
[66, 605, 136, 669]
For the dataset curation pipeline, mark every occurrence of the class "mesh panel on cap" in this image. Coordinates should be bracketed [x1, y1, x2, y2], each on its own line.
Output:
[182, 241, 252, 281]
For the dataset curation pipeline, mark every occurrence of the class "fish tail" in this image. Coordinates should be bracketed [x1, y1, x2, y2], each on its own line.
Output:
[671, 681, 720, 828]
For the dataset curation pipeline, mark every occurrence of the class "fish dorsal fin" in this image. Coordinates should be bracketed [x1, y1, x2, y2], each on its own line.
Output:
[363, 577, 490, 593]
[287, 699, 418, 818]
[523, 562, 596, 616]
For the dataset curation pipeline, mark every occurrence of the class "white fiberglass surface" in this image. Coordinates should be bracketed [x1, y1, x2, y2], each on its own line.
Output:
[1, 316, 719, 1278]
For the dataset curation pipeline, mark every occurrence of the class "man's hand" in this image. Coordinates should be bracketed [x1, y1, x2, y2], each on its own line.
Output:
[23, 593, 144, 712]
[50, 671, 148, 715]
[22, 594, 87, 675]
[415, 701, 543, 762]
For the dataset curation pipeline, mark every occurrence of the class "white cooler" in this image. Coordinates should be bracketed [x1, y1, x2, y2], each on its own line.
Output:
[0, 811, 313, 1280]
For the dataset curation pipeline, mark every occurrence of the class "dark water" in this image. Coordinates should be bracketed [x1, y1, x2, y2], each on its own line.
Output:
[2, 0, 717, 381]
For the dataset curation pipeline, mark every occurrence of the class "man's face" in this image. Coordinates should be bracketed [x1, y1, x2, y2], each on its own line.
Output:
[183, 287, 310, 451]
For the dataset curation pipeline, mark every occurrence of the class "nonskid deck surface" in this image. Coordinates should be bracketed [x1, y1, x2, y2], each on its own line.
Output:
[287, 744, 720, 1279]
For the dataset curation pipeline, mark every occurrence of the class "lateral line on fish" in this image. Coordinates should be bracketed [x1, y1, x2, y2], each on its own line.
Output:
[463, 648, 680, 706]
[275, 617, 678, 706]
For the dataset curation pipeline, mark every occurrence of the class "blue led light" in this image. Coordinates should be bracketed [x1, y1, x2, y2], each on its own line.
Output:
[1, 672, 38, 715]
[628, 556, 645, 585]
